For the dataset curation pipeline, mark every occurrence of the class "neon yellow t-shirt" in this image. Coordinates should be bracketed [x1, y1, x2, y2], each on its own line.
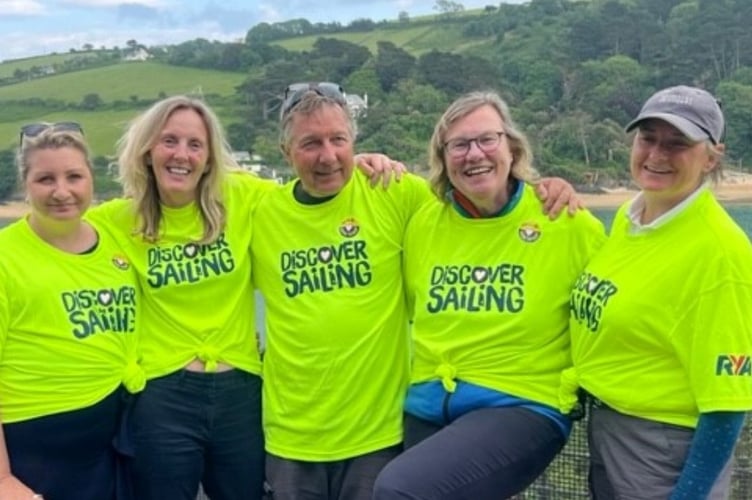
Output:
[252, 171, 430, 461]
[404, 183, 605, 409]
[0, 218, 143, 423]
[88, 171, 276, 379]
[570, 188, 752, 427]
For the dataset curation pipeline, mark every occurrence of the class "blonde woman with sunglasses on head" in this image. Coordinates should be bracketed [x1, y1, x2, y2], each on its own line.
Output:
[0, 123, 144, 500]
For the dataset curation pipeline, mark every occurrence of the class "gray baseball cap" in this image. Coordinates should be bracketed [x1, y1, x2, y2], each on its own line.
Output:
[625, 85, 724, 144]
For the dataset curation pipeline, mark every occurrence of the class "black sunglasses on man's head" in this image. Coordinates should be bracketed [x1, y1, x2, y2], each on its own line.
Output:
[281, 82, 346, 117]
[19, 121, 84, 145]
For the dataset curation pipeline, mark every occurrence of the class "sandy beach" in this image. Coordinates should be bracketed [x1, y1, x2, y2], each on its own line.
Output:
[580, 178, 752, 208]
[1, 179, 751, 221]
[0, 201, 28, 219]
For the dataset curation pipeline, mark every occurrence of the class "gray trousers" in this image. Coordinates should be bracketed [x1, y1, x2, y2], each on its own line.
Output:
[264, 445, 401, 500]
[372, 407, 566, 500]
[589, 405, 733, 500]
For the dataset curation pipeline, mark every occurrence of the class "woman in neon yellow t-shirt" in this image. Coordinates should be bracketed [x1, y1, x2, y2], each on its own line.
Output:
[373, 91, 605, 499]
[0, 123, 143, 500]
[86, 96, 274, 500]
[570, 86, 752, 499]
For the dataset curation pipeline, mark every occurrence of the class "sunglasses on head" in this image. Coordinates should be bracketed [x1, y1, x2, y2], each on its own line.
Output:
[20, 121, 84, 145]
[281, 82, 346, 117]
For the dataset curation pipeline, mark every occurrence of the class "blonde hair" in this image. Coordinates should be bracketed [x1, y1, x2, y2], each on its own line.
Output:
[117, 95, 238, 243]
[18, 125, 92, 184]
[705, 142, 725, 184]
[428, 91, 538, 201]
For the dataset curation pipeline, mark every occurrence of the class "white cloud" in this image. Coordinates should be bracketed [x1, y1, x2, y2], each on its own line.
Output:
[60, 0, 165, 6]
[0, 0, 45, 16]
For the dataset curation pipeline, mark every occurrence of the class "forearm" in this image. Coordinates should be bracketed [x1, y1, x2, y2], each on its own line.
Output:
[670, 411, 745, 499]
[0, 422, 37, 498]
[0, 423, 11, 480]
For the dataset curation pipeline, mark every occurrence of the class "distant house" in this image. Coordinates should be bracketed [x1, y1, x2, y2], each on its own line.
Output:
[232, 151, 288, 184]
[123, 48, 151, 62]
[232, 151, 252, 166]
[346, 93, 368, 118]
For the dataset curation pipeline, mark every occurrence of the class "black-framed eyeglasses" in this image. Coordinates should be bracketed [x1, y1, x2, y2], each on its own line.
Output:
[444, 131, 506, 158]
[20, 121, 84, 145]
[281, 82, 346, 117]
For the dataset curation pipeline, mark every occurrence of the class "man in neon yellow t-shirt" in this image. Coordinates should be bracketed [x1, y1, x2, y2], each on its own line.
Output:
[252, 83, 431, 499]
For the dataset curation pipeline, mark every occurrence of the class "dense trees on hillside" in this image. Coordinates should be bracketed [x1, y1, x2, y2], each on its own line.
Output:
[219, 0, 752, 181]
[4, 0, 752, 185]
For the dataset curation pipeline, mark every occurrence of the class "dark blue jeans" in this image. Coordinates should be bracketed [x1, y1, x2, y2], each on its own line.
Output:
[4, 387, 125, 500]
[372, 407, 566, 500]
[129, 369, 264, 500]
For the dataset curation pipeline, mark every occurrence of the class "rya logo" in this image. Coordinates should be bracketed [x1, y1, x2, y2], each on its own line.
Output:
[716, 354, 752, 376]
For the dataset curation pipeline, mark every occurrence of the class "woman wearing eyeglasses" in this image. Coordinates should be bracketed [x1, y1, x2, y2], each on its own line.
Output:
[372, 91, 606, 499]
[0, 123, 144, 500]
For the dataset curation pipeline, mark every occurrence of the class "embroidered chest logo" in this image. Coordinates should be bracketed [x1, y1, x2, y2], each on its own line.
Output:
[339, 218, 360, 238]
[112, 255, 130, 270]
[518, 222, 541, 243]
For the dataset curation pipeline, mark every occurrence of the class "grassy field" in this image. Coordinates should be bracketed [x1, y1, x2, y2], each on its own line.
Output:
[0, 109, 146, 156]
[0, 51, 108, 78]
[0, 61, 248, 155]
[0, 61, 246, 103]
[274, 19, 493, 56]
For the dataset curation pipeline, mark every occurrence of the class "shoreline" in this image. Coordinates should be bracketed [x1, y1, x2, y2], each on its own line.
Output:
[1, 183, 751, 220]
[580, 183, 752, 208]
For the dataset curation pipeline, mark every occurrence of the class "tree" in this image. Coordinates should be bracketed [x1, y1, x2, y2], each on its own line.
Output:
[374, 41, 415, 92]
[80, 93, 103, 110]
[312, 38, 371, 82]
[433, 0, 465, 16]
[0, 150, 17, 202]
[398, 11, 410, 23]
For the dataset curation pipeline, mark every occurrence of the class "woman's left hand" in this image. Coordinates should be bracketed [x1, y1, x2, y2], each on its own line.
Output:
[535, 177, 584, 219]
[354, 153, 407, 188]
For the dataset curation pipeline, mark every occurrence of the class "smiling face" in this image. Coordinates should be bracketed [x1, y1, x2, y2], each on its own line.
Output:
[630, 119, 719, 211]
[443, 104, 514, 214]
[25, 146, 93, 224]
[284, 103, 354, 198]
[149, 107, 210, 207]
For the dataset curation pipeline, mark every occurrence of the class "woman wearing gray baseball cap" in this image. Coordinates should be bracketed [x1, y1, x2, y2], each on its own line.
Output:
[568, 85, 752, 500]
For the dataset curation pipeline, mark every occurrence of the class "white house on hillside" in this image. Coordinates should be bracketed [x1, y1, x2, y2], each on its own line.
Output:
[123, 48, 151, 61]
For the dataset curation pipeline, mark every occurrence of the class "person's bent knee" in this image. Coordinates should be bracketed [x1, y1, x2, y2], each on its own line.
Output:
[372, 460, 419, 500]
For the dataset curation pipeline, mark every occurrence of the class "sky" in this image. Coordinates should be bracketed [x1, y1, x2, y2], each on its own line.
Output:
[0, 0, 525, 62]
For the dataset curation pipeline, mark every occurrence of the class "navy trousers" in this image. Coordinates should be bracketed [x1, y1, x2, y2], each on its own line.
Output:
[5, 387, 125, 500]
[128, 369, 264, 500]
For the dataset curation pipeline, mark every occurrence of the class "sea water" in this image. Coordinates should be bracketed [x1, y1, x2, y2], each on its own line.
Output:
[589, 204, 752, 238]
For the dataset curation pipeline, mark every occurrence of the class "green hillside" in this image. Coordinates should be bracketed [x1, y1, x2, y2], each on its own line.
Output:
[0, 109, 142, 156]
[274, 22, 493, 56]
[0, 51, 104, 78]
[0, 61, 246, 155]
[0, 61, 244, 102]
